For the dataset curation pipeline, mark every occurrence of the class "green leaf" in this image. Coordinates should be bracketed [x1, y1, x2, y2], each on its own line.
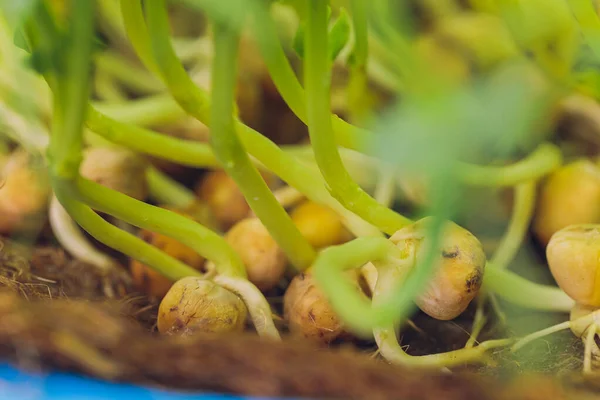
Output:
[292, 21, 305, 58]
[328, 8, 350, 61]
[13, 28, 30, 52]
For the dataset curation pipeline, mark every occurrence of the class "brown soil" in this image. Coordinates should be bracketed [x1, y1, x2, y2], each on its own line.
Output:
[0, 236, 597, 400]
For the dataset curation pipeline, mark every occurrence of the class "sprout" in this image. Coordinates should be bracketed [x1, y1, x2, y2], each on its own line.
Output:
[533, 160, 600, 246]
[196, 169, 276, 231]
[80, 146, 149, 201]
[390, 217, 486, 320]
[284, 269, 361, 345]
[546, 224, 600, 307]
[290, 200, 352, 249]
[225, 217, 286, 292]
[0, 150, 50, 234]
[157, 276, 248, 335]
[131, 209, 206, 298]
[513, 224, 600, 374]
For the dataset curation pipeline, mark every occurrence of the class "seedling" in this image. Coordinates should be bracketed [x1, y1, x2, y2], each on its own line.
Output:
[4, 0, 600, 374]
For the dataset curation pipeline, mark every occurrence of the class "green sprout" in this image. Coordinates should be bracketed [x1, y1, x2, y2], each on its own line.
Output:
[4, 0, 600, 369]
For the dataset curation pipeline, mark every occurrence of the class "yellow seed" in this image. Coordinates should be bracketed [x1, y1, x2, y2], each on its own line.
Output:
[225, 218, 286, 292]
[547, 224, 600, 307]
[0, 151, 50, 234]
[533, 160, 600, 246]
[158, 276, 247, 335]
[284, 269, 360, 345]
[196, 170, 276, 231]
[290, 201, 352, 249]
[390, 217, 486, 321]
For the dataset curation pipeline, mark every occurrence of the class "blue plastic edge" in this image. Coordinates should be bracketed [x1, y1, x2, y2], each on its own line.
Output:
[0, 362, 275, 400]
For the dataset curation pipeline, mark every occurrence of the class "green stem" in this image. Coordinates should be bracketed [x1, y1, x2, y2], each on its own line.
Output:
[373, 265, 510, 367]
[350, 0, 368, 67]
[94, 69, 126, 101]
[54, 184, 200, 281]
[76, 177, 246, 277]
[484, 264, 575, 312]
[44, 0, 202, 282]
[249, 1, 368, 150]
[46, 0, 94, 180]
[458, 143, 563, 187]
[312, 221, 445, 334]
[119, 0, 378, 239]
[49, 195, 117, 273]
[86, 106, 219, 167]
[95, 51, 163, 94]
[304, 0, 410, 235]
[146, 166, 196, 208]
[142, 0, 316, 270]
[87, 104, 380, 237]
[120, 1, 161, 76]
[92, 93, 185, 127]
[490, 181, 536, 269]
[347, 0, 370, 123]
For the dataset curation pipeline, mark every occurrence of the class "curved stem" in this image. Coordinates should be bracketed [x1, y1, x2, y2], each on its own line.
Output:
[373, 266, 510, 367]
[143, 0, 316, 271]
[120, 1, 161, 77]
[146, 166, 196, 208]
[88, 105, 381, 238]
[213, 274, 281, 340]
[94, 51, 163, 94]
[75, 177, 246, 278]
[304, 0, 411, 235]
[119, 1, 380, 242]
[484, 264, 575, 312]
[53, 182, 200, 281]
[490, 181, 536, 269]
[457, 143, 563, 187]
[248, 1, 368, 150]
[49, 195, 117, 273]
[92, 93, 185, 127]
[86, 106, 219, 167]
[312, 219, 445, 334]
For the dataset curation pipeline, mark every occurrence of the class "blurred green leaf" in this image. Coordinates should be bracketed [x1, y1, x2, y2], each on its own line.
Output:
[371, 61, 553, 201]
[0, 0, 39, 29]
[328, 8, 350, 61]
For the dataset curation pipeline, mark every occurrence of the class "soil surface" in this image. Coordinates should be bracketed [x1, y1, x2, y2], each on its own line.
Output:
[0, 237, 599, 399]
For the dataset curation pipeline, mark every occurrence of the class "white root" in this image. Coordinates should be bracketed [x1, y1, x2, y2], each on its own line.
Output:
[512, 307, 600, 365]
[372, 264, 511, 368]
[49, 195, 118, 273]
[373, 168, 396, 208]
[584, 324, 597, 375]
[212, 273, 281, 341]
